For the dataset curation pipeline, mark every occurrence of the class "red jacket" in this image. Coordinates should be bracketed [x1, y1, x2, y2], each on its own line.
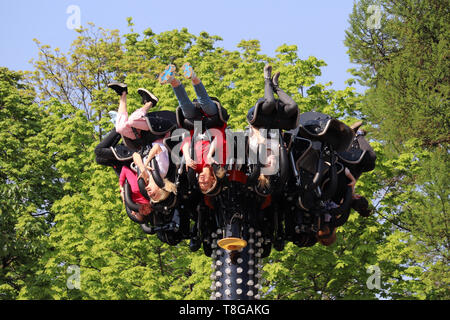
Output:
[181, 123, 227, 173]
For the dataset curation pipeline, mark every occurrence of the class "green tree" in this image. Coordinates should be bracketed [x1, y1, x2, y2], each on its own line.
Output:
[345, 0, 449, 299]
[1, 20, 397, 300]
[0, 67, 64, 299]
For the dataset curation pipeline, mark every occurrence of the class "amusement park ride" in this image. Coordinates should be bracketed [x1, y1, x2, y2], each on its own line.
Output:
[97, 77, 375, 301]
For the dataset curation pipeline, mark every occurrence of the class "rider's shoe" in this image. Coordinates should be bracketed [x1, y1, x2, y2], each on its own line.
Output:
[264, 64, 272, 80]
[108, 82, 128, 95]
[272, 71, 280, 90]
[352, 195, 372, 217]
[158, 64, 176, 84]
[317, 225, 337, 246]
[181, 62, 196, 80]
[137, 88, 158, 107]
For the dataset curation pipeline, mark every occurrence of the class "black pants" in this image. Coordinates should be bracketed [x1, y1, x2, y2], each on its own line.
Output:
[94, 128, 123, 176]
[247, 79, 298, 129]
[259, 79, 298, 118]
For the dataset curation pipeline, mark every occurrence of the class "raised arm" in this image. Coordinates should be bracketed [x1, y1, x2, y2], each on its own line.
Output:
[133, 152, 150, 184]
[206, 137, 219, 165]
[182, 140, 197, 170]
[143, 143, 163, 168]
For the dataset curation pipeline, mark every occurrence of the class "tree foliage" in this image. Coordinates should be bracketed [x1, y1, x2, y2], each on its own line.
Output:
[1, 9, 447, 299]
[345, 0, 449, 299]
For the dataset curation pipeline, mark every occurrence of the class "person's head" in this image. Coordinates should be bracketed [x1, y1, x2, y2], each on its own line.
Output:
[317, 226, 336, 246]
[145, 175, 177, 203]
[145, 179, 161, 200]
[198, 165, 226, 194]
[138, 203, 152, 215]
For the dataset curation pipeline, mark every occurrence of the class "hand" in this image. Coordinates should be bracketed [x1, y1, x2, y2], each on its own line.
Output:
[138, 169, 150, 185]
[267, 154, 276, 166]
[352, 193, 362, 200]
[206, 154, 218, 165]
[119, 186, 125, 204]
[139, 203, 152, 216]
[186, 158, 197, 170]
[144, 144, 163, 167]
[345, 168, 356, 195]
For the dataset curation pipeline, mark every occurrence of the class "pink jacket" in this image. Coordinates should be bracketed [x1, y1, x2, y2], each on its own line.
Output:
[116, 107, 149, 140]
[119, 166, 149, 205]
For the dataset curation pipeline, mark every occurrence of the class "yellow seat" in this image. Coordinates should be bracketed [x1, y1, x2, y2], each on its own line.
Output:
[217, 237, 247, 251]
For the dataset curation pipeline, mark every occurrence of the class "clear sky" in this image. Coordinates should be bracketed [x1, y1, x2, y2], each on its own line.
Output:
[0, 0, 361, 91]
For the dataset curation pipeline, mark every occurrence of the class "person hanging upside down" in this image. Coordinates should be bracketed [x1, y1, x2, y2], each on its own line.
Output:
[118, 164, 152, 223]
[109, 82, 159, 142]
[108, 82, 164, 221]
[159, 62, 226, 194]
[343, 120, 377, 217]
[247, 64, 298, 192]
[109, 81, 178, 203]
[132, 140, 177, 204]
[247, 64, 299, 130]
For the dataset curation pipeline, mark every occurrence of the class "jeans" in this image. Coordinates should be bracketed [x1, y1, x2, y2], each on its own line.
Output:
[172, 82, 218, 119]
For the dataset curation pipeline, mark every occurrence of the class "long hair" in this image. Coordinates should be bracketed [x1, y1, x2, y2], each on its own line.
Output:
[150, 178, 177, 203]
[215, 166, 226, 179]
[257, 174, 270, 190]
[162, 178, 177, 194]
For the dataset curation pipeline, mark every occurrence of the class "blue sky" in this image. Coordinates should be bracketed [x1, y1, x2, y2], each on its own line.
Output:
[0, 0, 362, 91]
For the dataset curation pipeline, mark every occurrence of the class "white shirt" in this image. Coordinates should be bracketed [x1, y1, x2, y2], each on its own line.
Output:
[144, 139, 169, 179]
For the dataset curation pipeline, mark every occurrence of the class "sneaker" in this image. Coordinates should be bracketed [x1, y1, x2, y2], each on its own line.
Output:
[272, 71, 280, 89]
[181, 62, 196, 79]
[189, 236, 201, 252]
[352, 196, 372, 217]
[158, 64, 176, 84]
[108, 82, 128, 95]
[137, 88, 158, 107]
[264, 64, 272, 80]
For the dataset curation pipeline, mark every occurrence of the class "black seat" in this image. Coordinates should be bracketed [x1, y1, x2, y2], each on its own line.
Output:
[110, 143, 134, 161]
[122, 110, 177, 151]
[176, 99, 229, 132]
[247, 99, 300, 130]
[298, 112, 354, 152]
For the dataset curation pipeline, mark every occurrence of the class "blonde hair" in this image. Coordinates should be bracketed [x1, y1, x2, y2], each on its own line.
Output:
[215, 166, 226, 179]
[257, 174, 270, 190]
[162, 179, 177, 194]
[150, 179, 177, 203]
